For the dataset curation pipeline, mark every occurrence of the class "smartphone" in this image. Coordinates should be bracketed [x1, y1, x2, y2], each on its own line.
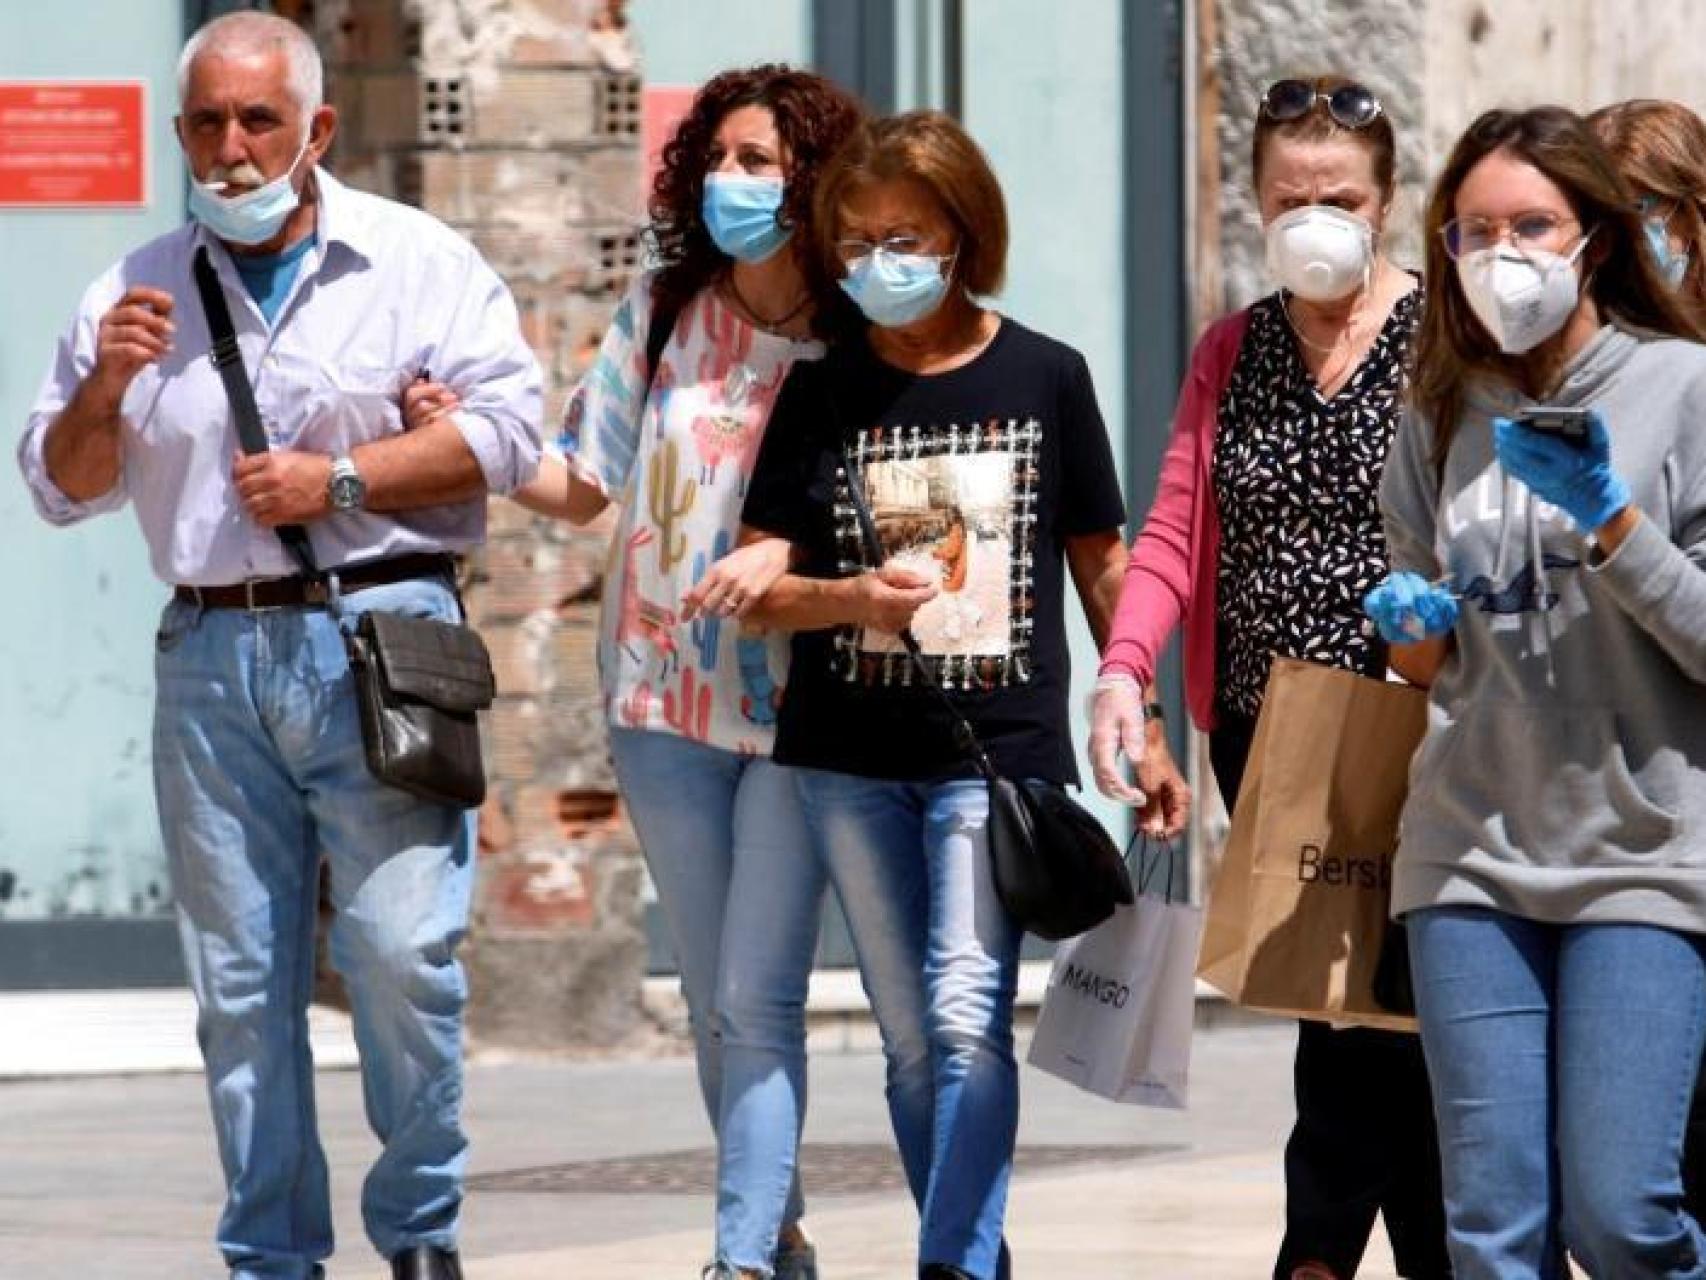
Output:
[1514, 405, 1593, 446]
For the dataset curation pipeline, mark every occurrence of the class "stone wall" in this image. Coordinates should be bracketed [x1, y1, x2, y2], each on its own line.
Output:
[312, 0, 652, 1050]
[1209, 0, 1706, 316]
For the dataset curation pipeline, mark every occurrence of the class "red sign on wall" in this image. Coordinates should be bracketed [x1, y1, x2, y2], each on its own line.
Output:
[0, 81, 147, 208]
[642, 85, 696, 197]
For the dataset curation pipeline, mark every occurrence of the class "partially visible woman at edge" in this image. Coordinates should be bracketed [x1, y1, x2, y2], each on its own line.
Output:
[733, 111, 1132, 1279]
[1366, 105, 1706, 1276]
[1593, 93, 1706, 1245]
[1092, 75, 1452, 1280]
[504, 66, 861, 1280]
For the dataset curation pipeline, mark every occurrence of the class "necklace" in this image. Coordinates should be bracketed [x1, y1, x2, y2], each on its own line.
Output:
[1279, 289, 1366, 354]
[726, 271, 811, 334]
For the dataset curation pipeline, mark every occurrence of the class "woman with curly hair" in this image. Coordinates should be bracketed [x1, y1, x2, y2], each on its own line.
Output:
[509, 65, 864, 1280]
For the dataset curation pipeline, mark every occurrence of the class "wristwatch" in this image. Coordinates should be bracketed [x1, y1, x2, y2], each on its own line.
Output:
[327, 455, 366, 512]
[1143, 701, 1166, 723]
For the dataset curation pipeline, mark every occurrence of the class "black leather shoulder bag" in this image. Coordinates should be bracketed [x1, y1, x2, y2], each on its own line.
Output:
[192, 245, 495, 809]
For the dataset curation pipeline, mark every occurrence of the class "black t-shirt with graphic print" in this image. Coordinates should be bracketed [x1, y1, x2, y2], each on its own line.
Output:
[743, 317, 1126, 786]
[1211, 287, 1422, 720]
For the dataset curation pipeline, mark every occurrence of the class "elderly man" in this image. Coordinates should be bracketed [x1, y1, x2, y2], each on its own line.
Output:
[17, 13, 541, 1280]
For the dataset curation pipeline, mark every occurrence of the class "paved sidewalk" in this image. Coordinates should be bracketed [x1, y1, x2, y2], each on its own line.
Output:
[0, 1020, 1404, 1278]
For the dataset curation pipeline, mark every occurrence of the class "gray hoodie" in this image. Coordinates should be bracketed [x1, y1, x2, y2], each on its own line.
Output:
[1382, 323, 1706, 930]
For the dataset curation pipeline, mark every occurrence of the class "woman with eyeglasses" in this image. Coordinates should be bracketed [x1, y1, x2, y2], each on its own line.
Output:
[505, 65, 863, 1280]
[1094, 74, 1450, 1280]
[1366, 105, 1706, 1276]
[732, 111, 1129, 1280]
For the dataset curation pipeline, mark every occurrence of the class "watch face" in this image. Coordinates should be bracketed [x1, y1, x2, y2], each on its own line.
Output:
[330, 472, 363, 510]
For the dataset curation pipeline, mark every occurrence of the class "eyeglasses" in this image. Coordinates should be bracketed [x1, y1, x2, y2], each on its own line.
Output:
[1439, 211, 1582, 259]
[835, 234, 931, 262]
[1260, 79, 1384, 131]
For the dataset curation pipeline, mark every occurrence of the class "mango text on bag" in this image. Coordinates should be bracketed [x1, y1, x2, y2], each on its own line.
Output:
[1059, 963, 1131, 1008]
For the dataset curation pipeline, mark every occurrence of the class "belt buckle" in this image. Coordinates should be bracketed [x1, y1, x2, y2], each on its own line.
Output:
[240, 577, 289, 613]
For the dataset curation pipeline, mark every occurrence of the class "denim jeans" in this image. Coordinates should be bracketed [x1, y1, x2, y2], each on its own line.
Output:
[152, 578, 474, 1280]
[609, 728, 823, 1276]
[1410, 905, 1706, 1279]
[794, 770, 1022, 1280]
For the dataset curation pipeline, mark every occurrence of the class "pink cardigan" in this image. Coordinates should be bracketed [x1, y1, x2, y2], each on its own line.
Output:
[1100, 308, 1252, 731]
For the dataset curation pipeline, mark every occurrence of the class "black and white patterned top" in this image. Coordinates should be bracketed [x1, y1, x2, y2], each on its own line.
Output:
[1211, 286, 1423, 720]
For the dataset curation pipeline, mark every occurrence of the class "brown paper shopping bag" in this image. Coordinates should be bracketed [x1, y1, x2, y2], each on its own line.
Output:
[1197, 656, 1427, 1033]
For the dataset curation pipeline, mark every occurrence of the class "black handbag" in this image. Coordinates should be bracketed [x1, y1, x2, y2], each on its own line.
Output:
[192, 245, 496, 809]
[343, 609, 496, 808]
[839, 446, 1134, 941]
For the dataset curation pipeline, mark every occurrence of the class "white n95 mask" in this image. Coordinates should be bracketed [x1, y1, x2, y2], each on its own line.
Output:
[1265, 205, 1375, 302]
[1456, 236, 1590, 355]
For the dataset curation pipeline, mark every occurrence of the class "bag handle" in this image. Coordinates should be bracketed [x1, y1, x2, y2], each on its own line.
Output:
[838, 441, 999, 783]
[1128, 831, 1181, 902]
[191, 244, 319, 580]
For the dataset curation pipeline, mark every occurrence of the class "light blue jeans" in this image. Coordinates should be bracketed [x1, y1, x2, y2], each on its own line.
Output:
[794, 771, 1022, 1280]
[1410, 905, 1706, 1279]
[153, 578, 473, 1279]
[608, 727, 823, 1276]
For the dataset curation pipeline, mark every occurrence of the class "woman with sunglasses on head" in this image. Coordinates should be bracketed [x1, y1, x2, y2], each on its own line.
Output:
[508, 65, 863, 1280]
[1094, 75, 1450, 1280]
[732, 110, 1129, 1280]
[1366, 106, 1706, 1276]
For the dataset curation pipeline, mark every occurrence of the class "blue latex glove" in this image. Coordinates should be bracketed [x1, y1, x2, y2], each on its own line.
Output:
[1492, 411, 1632, 532]
[1363, 571, 1459, 644]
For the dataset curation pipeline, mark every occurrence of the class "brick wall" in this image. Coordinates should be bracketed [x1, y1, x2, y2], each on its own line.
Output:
[312, 0, 651, 1050]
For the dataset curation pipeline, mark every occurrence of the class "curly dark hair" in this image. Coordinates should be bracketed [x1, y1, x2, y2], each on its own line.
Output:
[647, 64, 865, 338]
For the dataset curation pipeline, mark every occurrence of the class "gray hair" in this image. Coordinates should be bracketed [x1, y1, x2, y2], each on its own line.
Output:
[177, 12, 323, 126]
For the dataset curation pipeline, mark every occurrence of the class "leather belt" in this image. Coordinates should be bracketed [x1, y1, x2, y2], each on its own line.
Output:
[174, 552, 458, 611]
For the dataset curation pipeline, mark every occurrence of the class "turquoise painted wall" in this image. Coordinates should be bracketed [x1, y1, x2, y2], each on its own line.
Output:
[0, 1, 186, 920]
[959, 3, 1129, 832]
[629, 0, 813, 83]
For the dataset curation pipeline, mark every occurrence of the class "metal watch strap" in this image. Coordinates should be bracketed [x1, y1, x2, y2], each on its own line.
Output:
[191, 244, 318, 579]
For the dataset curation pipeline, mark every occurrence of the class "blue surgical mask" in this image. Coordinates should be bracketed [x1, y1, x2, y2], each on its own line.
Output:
[839, 247, 955, 327]
[1644, 215, 1690, 287]
[702, 173, 791, 263]
[188, 135, 311, 247]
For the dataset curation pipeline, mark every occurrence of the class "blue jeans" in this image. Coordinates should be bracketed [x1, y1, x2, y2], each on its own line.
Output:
[1410, 905, 1706, 1279]
[152, 578, 474, 1279]
[609, 728, 823, 1276]
[794, 771, 1022, 1280]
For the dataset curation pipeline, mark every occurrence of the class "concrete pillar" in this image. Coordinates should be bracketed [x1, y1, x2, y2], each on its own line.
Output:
[313, 0, 652, 1050]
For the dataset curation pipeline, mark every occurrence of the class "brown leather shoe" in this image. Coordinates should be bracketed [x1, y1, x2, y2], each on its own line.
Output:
[390, 1245, 464, 1280]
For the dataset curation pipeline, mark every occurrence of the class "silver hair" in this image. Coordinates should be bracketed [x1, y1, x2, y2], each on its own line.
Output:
[177, 12, 323, 126]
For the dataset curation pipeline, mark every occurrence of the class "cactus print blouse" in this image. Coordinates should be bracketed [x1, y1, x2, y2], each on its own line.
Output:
[557, 272, 824, 754]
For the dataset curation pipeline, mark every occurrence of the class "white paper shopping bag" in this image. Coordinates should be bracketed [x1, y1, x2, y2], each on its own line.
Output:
[1026, 841, 1204, 1109]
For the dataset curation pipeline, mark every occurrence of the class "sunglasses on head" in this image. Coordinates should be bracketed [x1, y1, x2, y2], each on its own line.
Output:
[1260, 79, 1384, 131]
